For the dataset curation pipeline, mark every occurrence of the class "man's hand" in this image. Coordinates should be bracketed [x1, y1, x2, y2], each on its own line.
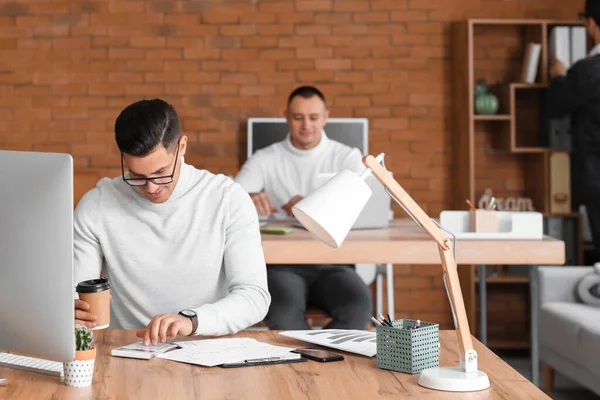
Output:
[136, 314, 193, 346]
[550, 57, 567, 78]
[75, 299, 97, 329]
[250, 192, 277, 216]
[282, 195, 304, 217]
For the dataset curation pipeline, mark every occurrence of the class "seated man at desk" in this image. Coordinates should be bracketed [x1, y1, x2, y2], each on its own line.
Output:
[74, 98, 271, 345]
[235, 85, 372, 330]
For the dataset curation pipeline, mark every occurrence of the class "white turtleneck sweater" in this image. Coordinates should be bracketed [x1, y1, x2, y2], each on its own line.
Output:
[73, 161, 270, 336]
[234, 133, 365, 217]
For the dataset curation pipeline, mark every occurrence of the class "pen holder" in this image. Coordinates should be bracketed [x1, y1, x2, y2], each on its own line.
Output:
[469, 209, 498, 233]
[375, 319, 439, 374]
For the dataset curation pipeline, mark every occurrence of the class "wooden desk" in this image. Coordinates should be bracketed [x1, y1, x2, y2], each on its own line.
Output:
[0, 329, 549, 400]
[261, 219, 564, 265]
[260, 218, 565, 387]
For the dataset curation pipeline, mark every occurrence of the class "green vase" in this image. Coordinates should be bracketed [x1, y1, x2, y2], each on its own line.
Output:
[475, 93, 499, 115]
[474, 79, 499, 115]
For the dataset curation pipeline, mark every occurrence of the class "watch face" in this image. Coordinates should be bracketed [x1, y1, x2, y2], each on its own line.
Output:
[180, 310, 196, 318]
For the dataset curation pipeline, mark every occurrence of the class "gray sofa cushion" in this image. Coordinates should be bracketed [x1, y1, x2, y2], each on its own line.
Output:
[540, 302, 600, 371]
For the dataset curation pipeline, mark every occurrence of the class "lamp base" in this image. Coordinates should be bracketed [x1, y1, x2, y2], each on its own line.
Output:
[418, 367, 490, 392]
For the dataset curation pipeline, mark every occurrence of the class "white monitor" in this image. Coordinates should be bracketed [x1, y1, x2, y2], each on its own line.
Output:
[247, 117, 369, 158]
[0, 151, 75, 367]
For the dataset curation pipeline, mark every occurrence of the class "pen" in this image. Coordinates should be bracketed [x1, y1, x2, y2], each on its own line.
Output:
[387, 314, 393, 326]
[371, 316, 382, 326]
[379, 315, 393, 327]
[244, 357, 281, 363]
[466, 199, 476, 211]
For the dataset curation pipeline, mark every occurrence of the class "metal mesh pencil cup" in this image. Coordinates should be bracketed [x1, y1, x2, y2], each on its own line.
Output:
[376, 319, 439, 374]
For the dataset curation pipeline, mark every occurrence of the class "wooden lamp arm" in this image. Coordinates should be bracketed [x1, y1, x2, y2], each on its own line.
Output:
[362, 155, 477, 372]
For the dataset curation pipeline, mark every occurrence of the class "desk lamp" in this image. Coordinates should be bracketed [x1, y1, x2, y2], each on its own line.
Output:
[292, 154, 490, 392]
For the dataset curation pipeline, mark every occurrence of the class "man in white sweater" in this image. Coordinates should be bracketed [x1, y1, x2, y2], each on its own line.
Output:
[74, 99, 270, 345]
[235, 86, 372, 330]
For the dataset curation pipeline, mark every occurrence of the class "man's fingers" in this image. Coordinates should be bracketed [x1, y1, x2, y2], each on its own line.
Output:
[159, 317, 176, 343]
[149, 315, 166, 345]
[75, 309, 97, 322]
[74, 299, 90, 311]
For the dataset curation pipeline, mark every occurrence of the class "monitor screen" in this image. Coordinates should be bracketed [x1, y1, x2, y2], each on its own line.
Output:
[247, 118, 368, 158]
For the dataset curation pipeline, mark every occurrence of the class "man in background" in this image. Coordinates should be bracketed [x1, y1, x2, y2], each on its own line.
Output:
[546, 0, 600, 262]
[235, 86, 373, 330]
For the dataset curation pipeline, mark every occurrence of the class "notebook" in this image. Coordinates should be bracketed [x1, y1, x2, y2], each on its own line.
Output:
[111, 342, 178, 360]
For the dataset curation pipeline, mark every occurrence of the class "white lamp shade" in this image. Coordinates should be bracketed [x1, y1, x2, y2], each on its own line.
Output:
[292, 170, 372, 248]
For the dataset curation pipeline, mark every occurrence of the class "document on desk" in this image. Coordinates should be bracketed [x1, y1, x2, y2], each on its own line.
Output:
[156, 338, 299, 367]
[279, 330, 377, 357]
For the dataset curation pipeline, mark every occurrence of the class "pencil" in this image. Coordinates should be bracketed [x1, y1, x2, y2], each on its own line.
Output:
[466, 199, 476, 211]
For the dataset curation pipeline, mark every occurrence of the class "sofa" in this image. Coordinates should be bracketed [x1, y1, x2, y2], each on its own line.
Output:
[538, 266, 600, 396]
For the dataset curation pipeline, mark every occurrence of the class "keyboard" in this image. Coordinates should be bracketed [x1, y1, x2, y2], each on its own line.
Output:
[0, 353, 63, 377]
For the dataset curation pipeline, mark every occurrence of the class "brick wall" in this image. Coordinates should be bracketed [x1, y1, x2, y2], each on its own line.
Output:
[0, 0, 583, 328]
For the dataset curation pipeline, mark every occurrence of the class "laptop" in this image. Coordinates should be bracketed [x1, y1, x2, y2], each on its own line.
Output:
[258, 172, 391, 230]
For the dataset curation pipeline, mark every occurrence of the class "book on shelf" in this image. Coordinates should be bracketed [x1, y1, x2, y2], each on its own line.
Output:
[549, 26, 587, 71]
[520, 42, 541, 83]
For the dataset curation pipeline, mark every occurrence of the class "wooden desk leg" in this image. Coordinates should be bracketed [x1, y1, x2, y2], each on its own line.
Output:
[542, 362, 555, 393]
[386, 263, 395, 320]
[376, 264, 383, 317]
[477, 264, 487, 345]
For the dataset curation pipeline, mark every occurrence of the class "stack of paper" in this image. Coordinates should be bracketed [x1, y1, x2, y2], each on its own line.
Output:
[549, 26, 588, 70]
[279, 329, 377, 357]
[157, 338, 299, 367]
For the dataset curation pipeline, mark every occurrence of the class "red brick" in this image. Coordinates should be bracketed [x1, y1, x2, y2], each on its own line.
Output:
[295, 24, 332, 36]
[333, 47, 370, 59]
[296, 48, 332, 59]
[145, 72, 182, 83]
[334, 96, 370, 107]
[221, 73, 259, 84]
[202, 61, 237, 71]
[278, 60, 314, 71]
[334, 1, 369, 11]
[334, 72, 370, 83]
[315, 59, 351, 70]
[297, 71, 334, 81]
[184, 47, 221, 60]
[258, 24, 295, 36]
[240, 85, 277, 96]
[130, 37, 166, 48]
[221, 49, 259, 61]
[109, 48, 144, 60]
[332, 25, 369, 35]
[259, 49, 295, 60]
[314, 13, 351, 25]
[391, 10, 429, 21]
[146, 49, 182, 60]
[352, 12, 390, 23]
[408, 22, 445, 34]
[242, 36, 278, 48]
[220, 25, 257, 36]
[182, 72, 220, 83]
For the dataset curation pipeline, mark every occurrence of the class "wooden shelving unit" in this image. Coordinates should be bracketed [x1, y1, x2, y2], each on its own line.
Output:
[452, 18, 583, 346]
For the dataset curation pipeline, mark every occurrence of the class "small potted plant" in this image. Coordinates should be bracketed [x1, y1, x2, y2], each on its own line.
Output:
[63, 325, 96, 387]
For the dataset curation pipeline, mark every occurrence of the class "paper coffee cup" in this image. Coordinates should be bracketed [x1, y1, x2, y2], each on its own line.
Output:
[76, 278, 111, 330]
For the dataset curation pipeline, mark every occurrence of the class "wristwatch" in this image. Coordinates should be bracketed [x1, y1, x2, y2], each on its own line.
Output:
[178, 309, 198, 335]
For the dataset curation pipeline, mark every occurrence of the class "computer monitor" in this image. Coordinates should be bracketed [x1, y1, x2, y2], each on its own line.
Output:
[247, 117, 369, 158]
[0, 151, 75, 366]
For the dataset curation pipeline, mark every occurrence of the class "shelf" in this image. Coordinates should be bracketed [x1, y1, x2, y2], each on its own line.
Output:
[542, 212, 579, 218]
[486, 275, 529, 284]
[584, 243, 595, 251]
[473, 114, 512, 121]
[487, 339, 529, 349]
[510, 147, 548, 154]
[510, 83, 547, 89]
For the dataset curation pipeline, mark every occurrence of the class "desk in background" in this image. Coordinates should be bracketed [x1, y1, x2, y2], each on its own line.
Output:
[0, 329, 550, 399]
[260, 218, 565, 387]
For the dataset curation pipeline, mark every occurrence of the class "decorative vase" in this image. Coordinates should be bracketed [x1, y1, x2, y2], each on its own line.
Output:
[474, 79, 499, 115]
[63, 347, 96, 388]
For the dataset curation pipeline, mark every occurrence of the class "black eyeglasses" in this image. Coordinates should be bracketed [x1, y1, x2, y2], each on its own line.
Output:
[121, 141, 180, 187]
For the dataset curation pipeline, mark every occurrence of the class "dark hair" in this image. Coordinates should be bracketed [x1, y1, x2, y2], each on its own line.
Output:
[114, 99, 181, 156]
[287, 86, 326, 107]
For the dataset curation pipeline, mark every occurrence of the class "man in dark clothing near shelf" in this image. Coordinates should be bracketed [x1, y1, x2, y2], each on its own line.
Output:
[546, 0, 600, 262]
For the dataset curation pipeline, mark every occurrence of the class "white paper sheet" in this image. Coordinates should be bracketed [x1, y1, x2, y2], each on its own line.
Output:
[279, 329, 377, 357]
[156, 338, 297, 367]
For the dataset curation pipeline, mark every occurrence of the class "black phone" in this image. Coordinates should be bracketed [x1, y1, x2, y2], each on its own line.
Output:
[291, 348, 344, 362]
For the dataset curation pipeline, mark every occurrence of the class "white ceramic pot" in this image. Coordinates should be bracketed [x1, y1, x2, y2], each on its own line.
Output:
[63, 347, 96, 387]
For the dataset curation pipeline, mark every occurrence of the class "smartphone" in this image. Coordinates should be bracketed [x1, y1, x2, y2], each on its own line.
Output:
[291, 348, 344, 362]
